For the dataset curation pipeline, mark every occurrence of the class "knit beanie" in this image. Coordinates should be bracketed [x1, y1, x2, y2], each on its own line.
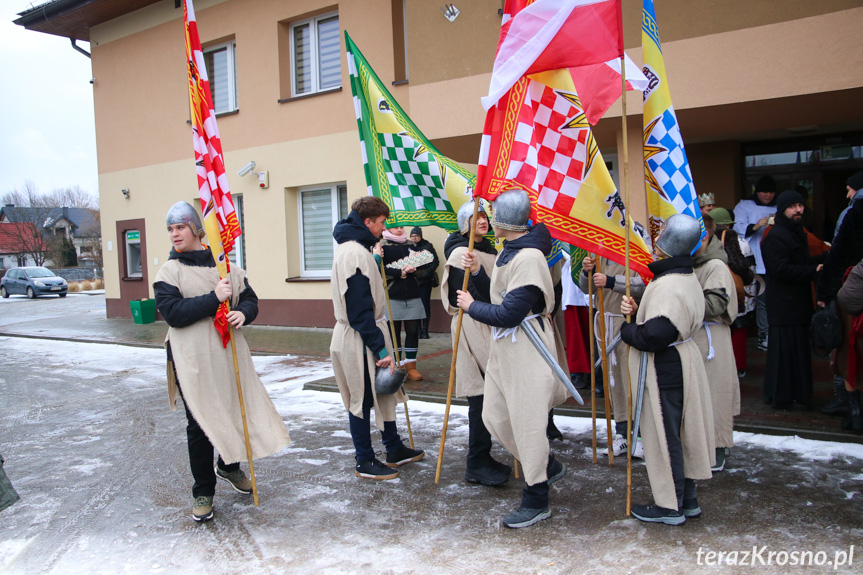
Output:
[848, 171, 863, 193]
[776, 190, 805, 213]
[410, 227, 422, 238]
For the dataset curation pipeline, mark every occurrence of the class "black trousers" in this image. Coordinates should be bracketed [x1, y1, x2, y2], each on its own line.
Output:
[658, 382, 696, 507]
[175, 376, 238, 498]
[347, 355, 403, 462]
[419, 283, 433, 330]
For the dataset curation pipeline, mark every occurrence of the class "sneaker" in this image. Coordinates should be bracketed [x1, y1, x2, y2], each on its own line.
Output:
[711, 447, 727, 472]
[215, 466, 253, 494]
[385, 445, 425, 468]
[681, 498, 702, 518]
[606, 434, 627, 457]
[465, 463, 509, 486]
[571, 373, 590, 390]
[192, 496, 214, 522]
[631, 503, 685, 526]
[502, 505, 552, 529]
[632, 438, 645, 459]
[757, 338, 768, 352]
[356, 457, 399, 480]
[737, 369, 746, 379]
[546, 457, 566, 486]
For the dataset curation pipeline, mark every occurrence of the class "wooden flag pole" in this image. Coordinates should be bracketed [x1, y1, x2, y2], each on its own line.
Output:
[379, 256, 414, 450]
[435, 200, 481, 483]
[595, 260, 614, 466]
[225, 299, 259, 506]
[620, 53, 634, 517]
[588, 260, 597, 464]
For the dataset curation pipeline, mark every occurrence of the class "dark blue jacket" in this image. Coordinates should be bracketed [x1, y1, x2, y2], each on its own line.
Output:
[468, 223, 552, 329]
[443, 231, 497, 308]
[333, 211, 388, 359]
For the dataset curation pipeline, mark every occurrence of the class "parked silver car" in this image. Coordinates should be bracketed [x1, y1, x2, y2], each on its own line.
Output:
[0, 267, 68, 298]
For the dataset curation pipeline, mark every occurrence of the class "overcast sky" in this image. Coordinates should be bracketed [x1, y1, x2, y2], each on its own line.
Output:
[1, 3, 98, 200]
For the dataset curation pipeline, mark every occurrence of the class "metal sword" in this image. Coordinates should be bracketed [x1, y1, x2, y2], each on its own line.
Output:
[519, 317, 585, 405]
[630, 350, 648, 457]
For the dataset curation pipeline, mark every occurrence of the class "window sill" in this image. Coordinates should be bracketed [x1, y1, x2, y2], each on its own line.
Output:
[285, 276, 331, 282]
[392, 79, 409, 86]
[278, 86, 342, 104]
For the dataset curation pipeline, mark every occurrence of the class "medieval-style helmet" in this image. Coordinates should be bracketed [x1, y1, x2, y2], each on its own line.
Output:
[655, 214, 701, 258]
[456, 201, 487, 235]
[166, 201, 205, 238]
[491, 189, 531, 232]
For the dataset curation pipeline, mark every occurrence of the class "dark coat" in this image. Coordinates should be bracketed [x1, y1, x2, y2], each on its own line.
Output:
[411, 238, 440, 287]
[762, 213, 821, 326]
[817, 199, 863, 303]
[381, 240, 421, 301]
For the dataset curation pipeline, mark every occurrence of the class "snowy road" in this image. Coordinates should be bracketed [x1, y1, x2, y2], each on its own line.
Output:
[1, 336, 862, 574]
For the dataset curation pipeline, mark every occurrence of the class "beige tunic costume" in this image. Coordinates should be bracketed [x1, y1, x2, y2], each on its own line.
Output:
[580, 258, 636, 424]
[157, 261, 291, 465]
[482, 249, 567, 486]
[330, 241, 404, 429]
[628, 271, 715, 511]
[549, 260, 570, 374]
[440, 246, 497, 398]
[693, 257, 740, 449]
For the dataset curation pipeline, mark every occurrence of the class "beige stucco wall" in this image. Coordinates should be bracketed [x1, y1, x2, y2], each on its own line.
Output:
[90, 0, 863, 313]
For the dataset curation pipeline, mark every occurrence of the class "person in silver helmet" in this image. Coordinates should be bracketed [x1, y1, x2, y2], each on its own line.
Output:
[440, 200, 510, 487]
[619, 213, 715, 526]
[154, 201, 290, 522]
[456, 189, 568, 529]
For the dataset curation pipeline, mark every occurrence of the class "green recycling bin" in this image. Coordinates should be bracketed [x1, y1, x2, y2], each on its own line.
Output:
[130, 298, 156, 324]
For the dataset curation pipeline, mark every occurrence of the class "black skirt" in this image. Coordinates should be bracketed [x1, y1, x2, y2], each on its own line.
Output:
[763, 324, 812, 408]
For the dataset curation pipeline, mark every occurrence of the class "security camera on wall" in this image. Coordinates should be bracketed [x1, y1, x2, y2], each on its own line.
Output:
[237, 161, 257, 177]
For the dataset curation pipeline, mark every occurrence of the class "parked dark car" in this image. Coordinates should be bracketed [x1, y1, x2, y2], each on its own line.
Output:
[0, 267, 68, 299]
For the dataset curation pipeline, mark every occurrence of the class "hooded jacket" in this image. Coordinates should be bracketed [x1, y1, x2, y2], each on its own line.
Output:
[332, 211, 388, 357]
[468, 223, 552, 328]
[694, 236, 731, 320]
[443, 231, 497, 307]
[818, 194, 863, 303]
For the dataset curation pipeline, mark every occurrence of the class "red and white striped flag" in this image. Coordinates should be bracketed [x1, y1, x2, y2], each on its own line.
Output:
[183, 0, 241, 347]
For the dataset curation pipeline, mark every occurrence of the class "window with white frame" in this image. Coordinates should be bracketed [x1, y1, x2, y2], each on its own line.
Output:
[226, 195, 245, 269]
[291, 13, 341, 97]
[298, 183, 348, 276]
[204, 40, 237, 114]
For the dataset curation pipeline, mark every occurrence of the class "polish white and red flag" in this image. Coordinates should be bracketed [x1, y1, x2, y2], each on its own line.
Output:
[485, 0, 647, 124]
[183, 0, 241, 346]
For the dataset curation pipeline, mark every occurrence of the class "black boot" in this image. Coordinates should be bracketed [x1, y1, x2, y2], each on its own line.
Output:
[465, 396, 508, 486]
[841, 390, 862, 432]
[419, 320, 430, 339]
[546, 410, 563, 441]
[821, 377, 849, 415]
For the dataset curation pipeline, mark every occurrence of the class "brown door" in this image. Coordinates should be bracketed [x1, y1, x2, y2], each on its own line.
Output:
[116, 218, 149, 317]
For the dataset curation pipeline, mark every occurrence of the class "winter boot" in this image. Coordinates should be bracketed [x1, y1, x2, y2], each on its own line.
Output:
[821, 377, 849, 415]
[631, 503, 685, 526]
[841, 390, 862, 432]
[405, 361, 423, 381]
[419, 321, 430, 339]
[215, 466, 253, 494]
[546, 410, 564, 441]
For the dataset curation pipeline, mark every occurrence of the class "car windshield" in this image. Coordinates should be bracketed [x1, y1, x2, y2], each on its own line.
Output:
[25, 268, 56, 278]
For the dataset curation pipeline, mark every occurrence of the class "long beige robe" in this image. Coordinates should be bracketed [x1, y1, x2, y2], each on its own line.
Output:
[329, 241, 404, 429]
[482, 248, 567, 486]
[693, 258, 740, 449]
[157, 261, 291, 465]
[580, 258, 630, 423]
[549, 260, 570, 374]
[628, 270, 715, 511]
[440, 246, 496, 398]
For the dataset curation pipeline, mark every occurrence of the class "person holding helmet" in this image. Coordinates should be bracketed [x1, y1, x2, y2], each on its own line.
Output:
[619, 214, 715, 526]
[154, 201, 291, 522]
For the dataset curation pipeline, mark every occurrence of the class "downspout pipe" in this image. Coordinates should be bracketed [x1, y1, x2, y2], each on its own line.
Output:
[70, 38, 90, 59]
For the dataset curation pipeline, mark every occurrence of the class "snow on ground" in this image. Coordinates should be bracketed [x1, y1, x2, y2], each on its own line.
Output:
[2, 337, 863, 574]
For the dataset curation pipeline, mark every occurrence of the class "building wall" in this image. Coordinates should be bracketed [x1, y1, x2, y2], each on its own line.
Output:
[90, 0, 863, 324]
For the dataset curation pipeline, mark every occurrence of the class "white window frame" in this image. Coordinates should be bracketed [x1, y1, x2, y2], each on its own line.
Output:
[204, 40, 238, 114]
[290, 12, 341, 97]
[297, 183, 347, 278]
[227, 195, 245, 269]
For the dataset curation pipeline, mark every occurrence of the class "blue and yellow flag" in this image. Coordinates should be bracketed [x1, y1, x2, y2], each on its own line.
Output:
[642, 0, 704, 246]
[345, 32, 475, 230]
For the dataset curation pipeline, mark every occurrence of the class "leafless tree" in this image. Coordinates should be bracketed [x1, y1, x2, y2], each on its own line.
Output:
[46, 186, 99, 210]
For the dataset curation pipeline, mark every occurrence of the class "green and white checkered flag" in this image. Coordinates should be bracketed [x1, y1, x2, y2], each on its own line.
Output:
[346, 31, 475, 230]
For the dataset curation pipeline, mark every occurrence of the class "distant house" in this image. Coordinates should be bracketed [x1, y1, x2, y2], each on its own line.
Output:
[0, 206, 101, 267]
[0, 221, 44, 268]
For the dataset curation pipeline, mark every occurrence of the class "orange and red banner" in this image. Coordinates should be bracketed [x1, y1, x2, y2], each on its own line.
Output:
[183, 0, 241, 346]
